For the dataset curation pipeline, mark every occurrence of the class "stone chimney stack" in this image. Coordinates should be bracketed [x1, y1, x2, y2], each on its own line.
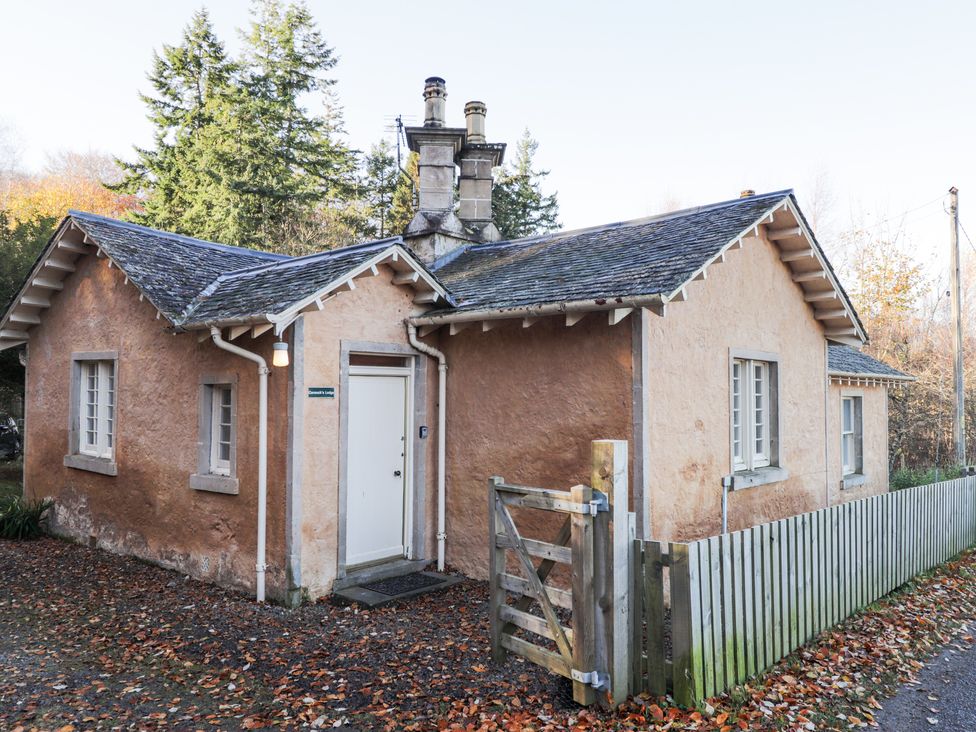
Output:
[402, 77, 506, 263]
[464, 101, 486, 142]
[457, 101, 505, 243]
[423, 77, 447, 127]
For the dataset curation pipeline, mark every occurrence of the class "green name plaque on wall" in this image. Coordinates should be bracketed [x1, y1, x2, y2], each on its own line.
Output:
[308, 387, 336, 399]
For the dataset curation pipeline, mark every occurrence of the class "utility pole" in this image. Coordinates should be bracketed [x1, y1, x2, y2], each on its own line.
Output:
[950, 186, 965, 466]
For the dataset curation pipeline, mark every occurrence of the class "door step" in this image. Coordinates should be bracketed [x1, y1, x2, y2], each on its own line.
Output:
[333, 558, 429, 590]
[333, 571, 463, 608]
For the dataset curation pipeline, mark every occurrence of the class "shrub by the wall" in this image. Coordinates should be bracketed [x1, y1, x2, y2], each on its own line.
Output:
[891, 464, 962, 491]
[0, 495, 52, 540]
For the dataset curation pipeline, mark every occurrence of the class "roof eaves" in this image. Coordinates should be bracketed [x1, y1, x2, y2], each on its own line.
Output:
[828, 369, 915, 381]
[663, 192, 793, 303]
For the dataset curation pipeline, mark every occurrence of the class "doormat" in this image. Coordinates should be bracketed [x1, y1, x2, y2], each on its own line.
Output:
[361, 572, 445, 596]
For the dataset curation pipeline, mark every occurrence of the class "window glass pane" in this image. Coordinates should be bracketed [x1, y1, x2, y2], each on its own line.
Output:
[209, 385, 233, 474]
[732, 361, 742, 460]
[754, 363, 765, 455]
[843, 434, 851, 469]
[842, 399, 852, 432]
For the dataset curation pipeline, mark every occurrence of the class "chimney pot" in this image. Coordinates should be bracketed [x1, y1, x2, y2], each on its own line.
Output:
[740, 189, 756, 198]
[464, 101, 487, 143]
[423, 76, 447, 128]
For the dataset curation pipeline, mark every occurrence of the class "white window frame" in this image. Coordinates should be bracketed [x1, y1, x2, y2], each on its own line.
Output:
[79, 360, 115, 459]
[190, 374, 239, 494]
[730, 350, 780, 473]
[209, 385, 233, 477]
[65, 352, 119, 476]
[841, 394, 863, 477]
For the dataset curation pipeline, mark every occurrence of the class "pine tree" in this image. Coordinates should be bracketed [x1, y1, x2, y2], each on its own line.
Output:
[222, 0, 357, 249]
[112, 9, 232, 232]
[388, 151, 418, 236]
[115, 2, 358, 252]
[361, 140, 400, 238]
[492, 129, 560, 240]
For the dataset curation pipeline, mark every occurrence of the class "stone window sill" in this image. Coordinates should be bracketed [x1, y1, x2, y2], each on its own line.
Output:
[842, 473, 867, 490]
[190, 473, 239, 495]
[64, 453, 118, 477]
[731, 466, 789, 490]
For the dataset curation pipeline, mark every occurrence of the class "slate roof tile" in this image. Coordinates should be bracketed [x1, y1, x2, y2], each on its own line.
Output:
[58, 190, 865, 339]
[179, 238, 401, 326]
[69, 211, 284, 322]
[430, 190, 792, 312]
[828, 344, 912, 380]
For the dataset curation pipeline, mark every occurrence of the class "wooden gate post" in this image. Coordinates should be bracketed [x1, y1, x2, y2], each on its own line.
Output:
[488, 476, 506, 663]
[570, 483, 598, 706]
[591, 439, 631, 706]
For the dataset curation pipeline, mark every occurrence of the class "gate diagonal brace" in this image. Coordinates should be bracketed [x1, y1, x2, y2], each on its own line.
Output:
[571, 668, 610, 690]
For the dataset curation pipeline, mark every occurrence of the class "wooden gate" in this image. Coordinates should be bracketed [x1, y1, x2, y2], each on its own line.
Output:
[488, 440, 633, 706]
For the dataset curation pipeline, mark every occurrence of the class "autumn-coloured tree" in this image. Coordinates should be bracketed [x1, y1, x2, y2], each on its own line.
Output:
[0, 151, 137, 405]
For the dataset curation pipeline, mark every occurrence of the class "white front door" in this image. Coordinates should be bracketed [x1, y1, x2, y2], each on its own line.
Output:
[346, 370, 410, 567]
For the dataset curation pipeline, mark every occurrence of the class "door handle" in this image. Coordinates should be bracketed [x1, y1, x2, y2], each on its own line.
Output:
[393, 470, 402, 477]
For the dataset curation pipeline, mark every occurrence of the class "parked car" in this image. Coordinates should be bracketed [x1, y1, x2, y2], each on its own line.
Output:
[0, 416, 21, 461]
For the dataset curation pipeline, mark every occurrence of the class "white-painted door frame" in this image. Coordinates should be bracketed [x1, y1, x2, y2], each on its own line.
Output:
[347, 363, 415, 564]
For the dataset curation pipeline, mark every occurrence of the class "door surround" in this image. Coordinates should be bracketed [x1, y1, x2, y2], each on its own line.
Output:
[336, 340, 428, 580]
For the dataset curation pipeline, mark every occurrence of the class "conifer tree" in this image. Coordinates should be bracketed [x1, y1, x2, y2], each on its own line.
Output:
[113, 8, 232, 232]
[388, 151, 418, 236]
[361, 140, 400, 238]
[492, 129, 560, 240]
[221, 0, 356, 249]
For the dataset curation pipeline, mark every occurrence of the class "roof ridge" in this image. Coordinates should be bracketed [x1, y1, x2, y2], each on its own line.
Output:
[460, 189, 794, 253]
[68, 210, 288, 262]
[217, 236, 404, 281]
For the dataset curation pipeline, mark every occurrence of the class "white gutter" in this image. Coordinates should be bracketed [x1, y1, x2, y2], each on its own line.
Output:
[210, 326, 270, 602]
[406, 322, 448, 571]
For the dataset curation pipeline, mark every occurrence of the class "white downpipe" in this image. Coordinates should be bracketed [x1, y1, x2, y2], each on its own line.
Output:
[210, 327, 269, 602]
[406, 323, 447, 571]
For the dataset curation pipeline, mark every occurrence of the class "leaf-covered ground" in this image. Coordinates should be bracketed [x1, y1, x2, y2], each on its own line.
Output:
[1, 537, 974, 731]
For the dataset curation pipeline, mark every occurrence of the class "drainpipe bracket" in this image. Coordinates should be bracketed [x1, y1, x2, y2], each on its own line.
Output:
[255, 563, 267, 572]
[436, 532, 447, 540]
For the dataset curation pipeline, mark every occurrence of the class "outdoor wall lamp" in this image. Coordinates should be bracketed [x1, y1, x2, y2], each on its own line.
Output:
[272, 340, 289, 368]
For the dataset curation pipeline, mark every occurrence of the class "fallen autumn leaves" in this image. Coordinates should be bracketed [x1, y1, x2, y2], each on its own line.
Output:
[1, 538, 975, 731]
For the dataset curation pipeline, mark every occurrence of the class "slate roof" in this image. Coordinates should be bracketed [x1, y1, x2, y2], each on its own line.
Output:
[180, 238, 403, 326]
[431, 190, 793, 312]
[69, 211, 285, 323]
[62, 213, 439, 328]
[828, 345, 913, 380]
[20, 189, 862, 337]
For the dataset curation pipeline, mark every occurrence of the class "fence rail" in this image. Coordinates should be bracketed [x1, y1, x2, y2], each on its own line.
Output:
[640, 476, 976, 705]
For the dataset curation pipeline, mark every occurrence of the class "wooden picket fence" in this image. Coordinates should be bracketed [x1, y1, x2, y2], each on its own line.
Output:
[636, 476, 976, 705]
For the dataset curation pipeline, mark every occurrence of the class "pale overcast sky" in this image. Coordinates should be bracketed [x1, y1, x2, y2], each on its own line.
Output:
[1, 0, 973, 269]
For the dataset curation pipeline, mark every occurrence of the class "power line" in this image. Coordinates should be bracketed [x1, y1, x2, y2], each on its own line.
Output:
[862, 193, 946, 231]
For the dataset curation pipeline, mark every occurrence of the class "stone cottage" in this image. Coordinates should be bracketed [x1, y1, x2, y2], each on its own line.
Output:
[0, 78, 911, 603]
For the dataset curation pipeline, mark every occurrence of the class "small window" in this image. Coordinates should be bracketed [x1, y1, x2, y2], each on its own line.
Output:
[191, 377, 239, 494]
[206, 384, 234, 476]
[732, 357, 777, 472]
[841, 396, 863, 476]
[79, 360, 115, 460]
[209, 385, 233, 476]
[348, 353, 408, 368]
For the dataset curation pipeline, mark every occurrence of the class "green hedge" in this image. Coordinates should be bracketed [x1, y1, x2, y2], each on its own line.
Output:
[890, 465, 963, 491]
